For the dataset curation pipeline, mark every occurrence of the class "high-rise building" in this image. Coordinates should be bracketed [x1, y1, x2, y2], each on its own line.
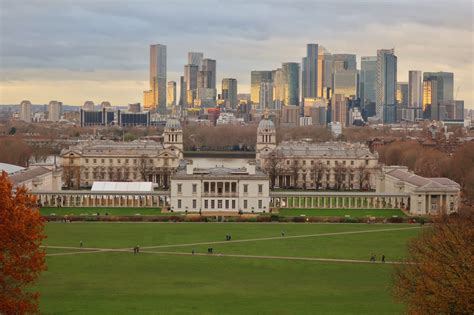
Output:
[179, 76, 185, 109]
[282, 62, 300, 106]
[331, 94, 348, 126]
[376, 49, 397, 121]
[222, 78, 238, 109]
[396, 82, 408, 107]
[406, 70, 423, 121]
[259, 81, 273, 110]
[48, 100, 63, 122]
[184, 64, 198, 107]
[128, 103, 141, 113]
[423, 72, 454, 102]
[167, 81, 176, 107]
[272, 68, 284, 109]
[201, 59, 216, 90]
[19, 100, 32, 122]
[317, 46, 333, 98]
[332, 54, 357, 72]
[333, 70, 358, 98]
[423, 79, 438, 120]
[150, 44, 167, 114]
[188, 52, 203, 69]
[250, 71, 273, 106]
[302, 43, 318, 100]
[100, 101, 111, 110]
[360, 56, 377, 105]
[143, 90, 154, 109]
[83, 101, 95, 111]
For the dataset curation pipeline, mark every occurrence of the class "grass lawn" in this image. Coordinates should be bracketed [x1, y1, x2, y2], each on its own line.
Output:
[279, 208, 407, 218]
[38, 222, 421, 314]
[40, 207, 164, 216]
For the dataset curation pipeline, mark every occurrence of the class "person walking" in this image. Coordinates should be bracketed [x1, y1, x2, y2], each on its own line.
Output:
[192, 248, 195, 255]
[281, 231, 285, 237]
[381, 255, 385, 263]
[80, 240, 83, 248]
[137, 245, 140, 254]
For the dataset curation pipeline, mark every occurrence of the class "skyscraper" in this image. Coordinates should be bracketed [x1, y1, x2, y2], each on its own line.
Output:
[184, 64, 198, 107]
[188, 52, 203, 69]
[423, 72, 454, 102]
[272, 68, 284, 109]
[396, 82, 408, 107]
[423, 79, 438, 120]
[333, 70, 358, 98]
[259, 81, 274, 110]
[408, 70, 423, 121]
[282, 62, 300, 106]
[167, 81, 176, 107]
[222, 78, 238, 109]
[150, 44, 167, 114]
[317, 46, 333, 98]
[250, 71, 273, 106]
[331, 94, 348, 126]
[376, 49, 397, 121]
[179, 76, 185, 109]
[201, 59, 216, 90]
[302, 43, 318, 100]
[19, 100, 32, 122]
[360, 56, 377, 105]
[332, 54, 357, 72]
[83, 101, 95, 111]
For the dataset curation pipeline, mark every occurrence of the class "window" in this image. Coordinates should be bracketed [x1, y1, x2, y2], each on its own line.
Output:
[204, 182, 209, 193]
[134, 159, 137, 165]
[258, 184, 263, 193]
[192, 184, 197, 193]
[365, 160, 369, 166]
[149, 159, 153, 164]
[177, 184, 182, 193]
[117, 159, 121, 164]
[85, 158, 89, 163]
[287, 160, 290, 165]
[350, 160, 354, 165]
[231, 182, 237, 192]
[232, 200, 236, 209]
[311, 160, 314, 165]
[303, 160, 306, 165]
[243, 184, 248, 193]
[211, 200, 215, 209]
[125, 159, 129, 164]
[258, 200, 262, 209]
[218, 200, 223, 208]
[192, 199, 197, 209]
[101, 159, 105, 164]
[177, 199, 182, 208]
[225, 200, 229, 209]
[343, 161, 346, 165]
[93, 159, 97, 164]
[109, 159, 113, 163]
[243, 200, 248, 209]
[326, 160, 330, 165]
[204, 200, 208, 209]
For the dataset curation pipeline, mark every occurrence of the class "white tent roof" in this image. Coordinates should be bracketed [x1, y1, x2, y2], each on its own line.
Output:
[91, 181, 153, 192]
[0, 162, 26, 175]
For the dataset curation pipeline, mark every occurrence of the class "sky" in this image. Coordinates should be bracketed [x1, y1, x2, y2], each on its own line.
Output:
[0, 0, 473, 108]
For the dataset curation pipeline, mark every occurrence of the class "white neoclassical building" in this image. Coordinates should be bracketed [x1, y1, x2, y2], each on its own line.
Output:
[256, 118, 379, 190]
[170, 160, 270, 213]
[61, 118, 183, 189]
[376, 166, 461, 215]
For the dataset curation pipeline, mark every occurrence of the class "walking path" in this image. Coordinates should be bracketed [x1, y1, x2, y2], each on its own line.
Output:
[44, 226, 420, 261]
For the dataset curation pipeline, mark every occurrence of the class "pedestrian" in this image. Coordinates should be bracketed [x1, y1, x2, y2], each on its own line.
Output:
[80, 240, 83, 248]
[192, 248, 195, 255]
[133, 246, 136, 254]
[382, 255, 385, 263]
[281, 231, 285, 237]
[226, 233, 230, 241]
[137, 245, 140, 253]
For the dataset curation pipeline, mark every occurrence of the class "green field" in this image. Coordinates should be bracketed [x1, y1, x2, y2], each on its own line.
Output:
[279, 208, 407, 218]
[40, 207, 164, 216]
[38, 222, 422, 314]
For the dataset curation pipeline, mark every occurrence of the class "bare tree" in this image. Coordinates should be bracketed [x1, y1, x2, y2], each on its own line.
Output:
[334, 163, 347, 190]
[312, 160, 326, 190]
[264, 151, 283, 190]
[290, 160, 299, 189]
[63, 166, 80, 189]
[138, 155, 152, 181]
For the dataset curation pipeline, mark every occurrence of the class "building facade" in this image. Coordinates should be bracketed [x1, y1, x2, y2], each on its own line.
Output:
[19, 100, 32, 122]
[150, 44, 167, 113]
[48, 100, 63, 122]
[376, 49, 397, 121]
[302, 43, 319, 100]
[167, 81, 177, 107]
[170, 161, 270, 213]
[61, 119, 183, 188]
[221, 78, 238, 109]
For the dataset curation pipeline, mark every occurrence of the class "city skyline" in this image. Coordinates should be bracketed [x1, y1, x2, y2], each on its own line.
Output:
[0, 0, 472, 108]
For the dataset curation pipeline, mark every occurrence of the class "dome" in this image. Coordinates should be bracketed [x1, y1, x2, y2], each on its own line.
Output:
[258, 118, 275, 132]
[165, 118, 181, 131]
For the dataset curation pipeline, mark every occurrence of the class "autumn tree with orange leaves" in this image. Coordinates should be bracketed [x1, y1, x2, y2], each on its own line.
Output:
[393, 207, 474, 315]
[0, 172, 46, 314]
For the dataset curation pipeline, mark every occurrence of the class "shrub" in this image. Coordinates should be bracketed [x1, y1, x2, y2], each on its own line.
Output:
[270, 214, 280, 222]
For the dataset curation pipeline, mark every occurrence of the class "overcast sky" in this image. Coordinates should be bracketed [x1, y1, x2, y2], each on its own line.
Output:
[0, 0, 473, 107]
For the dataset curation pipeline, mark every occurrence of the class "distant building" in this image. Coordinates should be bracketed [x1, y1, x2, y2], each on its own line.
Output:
[331, 94, 347, 126]
[259, 81, 273, 110]
[333, 70, 358, 98]
[167, 81, 177, 107]
[100, 101, 112, 110]
[423, 72, 454, 103]
[19, 100, 32, 122]
[407, 70, 423, 121]
[117, 110, 150, 127]
[170, 160, 270, 213]
[150, 44, 167, 113]
[128, 103, 141, 113]
[48, 100, 63, 122]
[282, 62, 300, 106]
[8, 165, 62, 192]
[83, 101, 95, 111]
[251, 71, 273, 107]
[302, 43, 319, 100]
[80, 108, 115, 127]
[221, 78, 238, 109]
[143, 90, 154, 110]
[188, 52, 203, 69]
[281, 105, 300, 127]
[184, 64, 198, 107]
[423, 78, 438, 120]
[360, 56, 377, 106]
[376, 49, 397, 122]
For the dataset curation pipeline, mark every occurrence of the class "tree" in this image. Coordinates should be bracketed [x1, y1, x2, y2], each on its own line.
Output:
[393, 208, 474, 314]
[63, 165, 80, 189]
[264, 151, 282, 190]
[334, 163, 347, 190]
[312, 160, 326, 190]
[138, 155, 152, 181]
[290, 160, 299, 189]
[0, 172, 46, 314]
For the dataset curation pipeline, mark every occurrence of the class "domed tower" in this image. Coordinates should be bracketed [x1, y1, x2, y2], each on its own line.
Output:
[163, 118, 183, 158]
[256, 117, 277, 160]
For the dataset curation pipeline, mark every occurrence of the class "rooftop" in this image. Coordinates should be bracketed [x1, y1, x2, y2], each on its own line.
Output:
[91, 181, 154, 192]
[275, 141, 376, 158]
[9, 166, 52, 186]
[0, 162, 26, 175]
[386, 168, 460, 192]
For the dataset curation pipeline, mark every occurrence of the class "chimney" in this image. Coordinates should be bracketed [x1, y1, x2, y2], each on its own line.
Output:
[246, 161, 256, 175]
[186, 160, 194, 175]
